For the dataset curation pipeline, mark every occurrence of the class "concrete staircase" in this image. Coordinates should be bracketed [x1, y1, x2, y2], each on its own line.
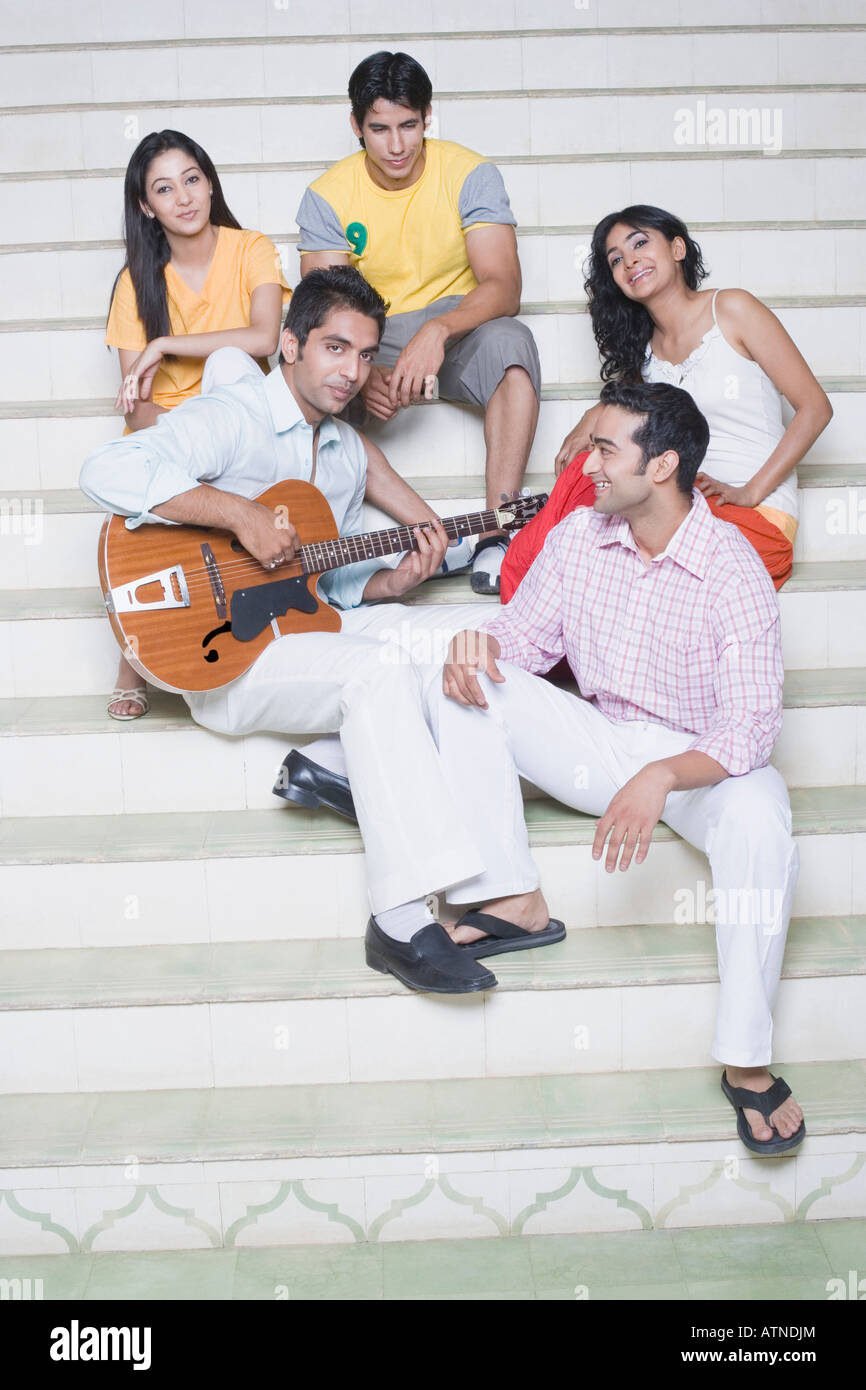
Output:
[1, 0, 865, 1263]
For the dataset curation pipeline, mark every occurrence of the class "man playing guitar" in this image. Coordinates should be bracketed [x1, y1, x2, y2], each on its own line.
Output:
[81, 266, 562, 994]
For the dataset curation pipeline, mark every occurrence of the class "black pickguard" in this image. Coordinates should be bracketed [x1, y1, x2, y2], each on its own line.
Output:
[230, 577, 318, 641]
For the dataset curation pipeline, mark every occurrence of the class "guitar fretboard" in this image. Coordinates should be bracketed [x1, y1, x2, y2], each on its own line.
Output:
[298, 510, 500, 575]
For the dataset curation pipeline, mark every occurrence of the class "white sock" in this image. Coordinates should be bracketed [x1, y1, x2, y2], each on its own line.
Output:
[374, 897, 436, 943]
[301, 735, 348, 778]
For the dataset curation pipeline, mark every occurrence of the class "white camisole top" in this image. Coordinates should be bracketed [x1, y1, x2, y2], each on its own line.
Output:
[642, 288, 798, 528]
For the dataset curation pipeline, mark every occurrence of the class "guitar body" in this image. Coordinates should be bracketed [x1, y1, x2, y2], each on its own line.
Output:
[98, 480, 342, 693]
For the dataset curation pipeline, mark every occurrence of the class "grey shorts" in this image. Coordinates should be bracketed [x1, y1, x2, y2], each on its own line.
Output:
[375, 296, 541, 408]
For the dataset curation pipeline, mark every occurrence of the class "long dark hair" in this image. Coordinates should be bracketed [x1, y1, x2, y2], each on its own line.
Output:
[108, 130, 241, 344]
[585, 205, 709, 383]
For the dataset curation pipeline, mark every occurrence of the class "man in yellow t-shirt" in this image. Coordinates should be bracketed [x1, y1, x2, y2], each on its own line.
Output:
[296, 50, 541, 595]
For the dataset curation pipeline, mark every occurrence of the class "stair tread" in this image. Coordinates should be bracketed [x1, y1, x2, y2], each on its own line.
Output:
[1, 785, 864, 866]
[5, 79, 865, 119]
[3, 377, 864, 419]
[5, 295, 865, 334]
[5, 462, 866, 516]
[4, 220, 866, 257]
[3, 559, 866, 623]
[1, 1059, 861, 1166]
[1, 917, 863, 1010]
[2, 667, 863, 739]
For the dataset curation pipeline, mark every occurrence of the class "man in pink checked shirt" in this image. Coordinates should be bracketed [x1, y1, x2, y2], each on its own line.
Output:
[430, 380, 805, 1156]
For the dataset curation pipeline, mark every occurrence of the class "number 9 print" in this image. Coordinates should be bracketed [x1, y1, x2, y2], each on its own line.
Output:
[346, 222, 368, 256]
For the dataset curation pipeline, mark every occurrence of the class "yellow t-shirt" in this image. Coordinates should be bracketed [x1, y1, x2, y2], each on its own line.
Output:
[105, 226, 291, 409]
[297, 139, 516, 316]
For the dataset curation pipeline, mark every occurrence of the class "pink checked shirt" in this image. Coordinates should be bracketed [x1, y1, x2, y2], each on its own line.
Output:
[483, 490, 783, 777]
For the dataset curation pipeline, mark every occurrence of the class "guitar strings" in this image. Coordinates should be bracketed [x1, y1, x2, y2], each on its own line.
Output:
[113, 507, 537, 597]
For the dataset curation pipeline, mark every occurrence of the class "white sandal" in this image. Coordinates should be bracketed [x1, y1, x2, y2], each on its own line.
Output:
[107, 686, 149, 721]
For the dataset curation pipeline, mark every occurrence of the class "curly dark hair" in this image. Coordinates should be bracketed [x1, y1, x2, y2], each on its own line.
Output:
[585, 206, 709, 383]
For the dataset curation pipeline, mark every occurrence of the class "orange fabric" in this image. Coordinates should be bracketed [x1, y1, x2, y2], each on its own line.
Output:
[501, 451, 793, 603]
[106, 226, 290, 409]
[704, 497, 793, 590]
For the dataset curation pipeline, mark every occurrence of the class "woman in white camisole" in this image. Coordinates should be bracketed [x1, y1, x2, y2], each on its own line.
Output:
[501, 205, 832, 601]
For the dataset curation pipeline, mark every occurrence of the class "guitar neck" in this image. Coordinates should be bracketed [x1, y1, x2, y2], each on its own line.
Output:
[298, 510, 500, 575]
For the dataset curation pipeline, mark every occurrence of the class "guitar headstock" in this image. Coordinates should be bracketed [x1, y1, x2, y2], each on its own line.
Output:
[494, 490, 550, 532]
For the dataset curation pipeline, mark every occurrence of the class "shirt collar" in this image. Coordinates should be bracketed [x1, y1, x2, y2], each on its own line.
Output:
[593, 489, 714, 580]
[264, 367, 341, 449]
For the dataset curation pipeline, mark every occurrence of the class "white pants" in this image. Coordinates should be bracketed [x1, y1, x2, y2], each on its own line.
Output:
[185, 602, 493, 915]
[424, 663, 799, 1068]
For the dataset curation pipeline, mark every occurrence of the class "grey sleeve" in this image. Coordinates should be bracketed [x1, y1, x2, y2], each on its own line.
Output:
[296, 187, 351, 254]
[458, 163, 517, 230]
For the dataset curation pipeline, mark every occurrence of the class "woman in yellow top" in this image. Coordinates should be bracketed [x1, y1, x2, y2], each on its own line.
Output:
[105, 128, 290, 717]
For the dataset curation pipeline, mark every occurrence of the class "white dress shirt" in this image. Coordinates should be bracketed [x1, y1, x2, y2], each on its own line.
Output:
[79, 360, 388, 610]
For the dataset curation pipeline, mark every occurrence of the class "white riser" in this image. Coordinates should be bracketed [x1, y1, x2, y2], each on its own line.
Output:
[3, 30, 866, 109]
[2, 485, 865, 595]
[1, 699, 861, 819]
[2, 0, 865, 47]
[2, 304, 863, 403]
[4, 1127, 866, 1254]
[1, 583, 864, 701]
[2, 90, 864, 175]
[4, 228, 865, 324]
[1, 969, 863, 1093]
[3, 157, 864, 247]
[0, 820, 863, 951]
[2, 394, 863, 493]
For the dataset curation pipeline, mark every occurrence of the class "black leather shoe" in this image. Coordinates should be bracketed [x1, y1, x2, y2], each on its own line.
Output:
[365, 918, 497, 994]
[273, 750, 357, 822]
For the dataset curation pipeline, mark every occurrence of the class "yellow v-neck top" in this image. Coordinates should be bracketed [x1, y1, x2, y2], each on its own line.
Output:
[106, 226, 291, 409]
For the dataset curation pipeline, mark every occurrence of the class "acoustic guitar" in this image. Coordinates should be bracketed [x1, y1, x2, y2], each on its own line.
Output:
[98, 479, 547, 693]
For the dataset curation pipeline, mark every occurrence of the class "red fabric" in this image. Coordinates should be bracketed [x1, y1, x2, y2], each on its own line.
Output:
[502, 451, 594, 603]
[501, 450, 793, 601]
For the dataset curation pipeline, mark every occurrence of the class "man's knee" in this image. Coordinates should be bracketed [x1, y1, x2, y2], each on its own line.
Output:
[202, 347, 262, 393]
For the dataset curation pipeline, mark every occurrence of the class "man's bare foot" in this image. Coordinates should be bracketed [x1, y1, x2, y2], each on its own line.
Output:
[725, 1065, 804, 1142]
[445, 889, 550, 946]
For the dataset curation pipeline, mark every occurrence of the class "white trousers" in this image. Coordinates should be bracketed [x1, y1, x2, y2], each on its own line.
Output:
[185, 602, 493, 915]
[424, 663, 799, 1068]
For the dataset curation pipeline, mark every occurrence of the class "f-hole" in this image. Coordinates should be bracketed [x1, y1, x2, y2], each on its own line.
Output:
[202, 620, 232, 663]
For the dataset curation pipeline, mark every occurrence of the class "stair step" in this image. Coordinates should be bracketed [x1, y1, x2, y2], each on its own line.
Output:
[2, 471, 864, 593]
[3, 462, 866, 514]
[2, 917, 863, 1011]
[2, 785, 866, 867]
[0, 676, 861, 819]
[1, 1065, 864, 1251]
[4, 156, 865, 250]
[1, 1060, 862, 1166]
[2, 306, 861, 406]
[1, 27, 865, 108]
[1, 0, 864, 45]
[3, 233, 864, 321]
[2, 392, 864, 495]
[2, 89, 863, 177]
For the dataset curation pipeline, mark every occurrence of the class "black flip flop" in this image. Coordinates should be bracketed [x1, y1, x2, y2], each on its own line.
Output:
[720, 1071, 806, 1155]
[454, 910, 566, 960]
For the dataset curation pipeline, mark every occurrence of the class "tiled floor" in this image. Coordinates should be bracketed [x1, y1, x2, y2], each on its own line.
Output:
[1, 1219, 862, 1300]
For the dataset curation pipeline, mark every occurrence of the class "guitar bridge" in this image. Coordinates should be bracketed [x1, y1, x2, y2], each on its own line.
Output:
[108, 565, 190, 614]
